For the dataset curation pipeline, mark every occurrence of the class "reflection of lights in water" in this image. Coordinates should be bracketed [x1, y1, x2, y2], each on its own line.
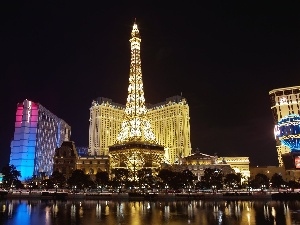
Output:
[78, 202, 83, 218]
[45, 206, 51, 225]
[2, 204, 6, 212]
[79, 206, 83, 218]
[213, 204, 219, 220]
[283, 203, 289, 215]
[140, 202, 145, 214]
[188, 203, 193, 219]
[264, 204, 270, 220]
[53, 203, 58, 217]
[214, 204, 218, 213]
[284, 203, 291, 225]
[131, 203, 136, 214]
[235, 203, 241, 217]
[271, 207, 276, 224]
[96, 203, 101, 218]
[218, 211, 223, 224]
[105, 205, 109, 215]
[27, 203, 31, 215]
[164, 205, 170, 220]
[71, 204, 76, 220]
[199, 200, 203, 207]
[224, 204, 230, 216]
[227, 203, 232, 216]
[247, 212, 251, 225]
[246, 205, 251, 225]
[147, 202, 150, 210]
[117, 202, 124, 217]
[8, 202, 13, 217]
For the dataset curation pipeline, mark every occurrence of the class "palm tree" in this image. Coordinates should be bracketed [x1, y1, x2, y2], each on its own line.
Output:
[1, 164, 21, 189]
[95, 171, 109, 192]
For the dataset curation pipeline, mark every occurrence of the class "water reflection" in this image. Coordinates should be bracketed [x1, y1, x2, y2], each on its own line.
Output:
[2, 200, 300, 225]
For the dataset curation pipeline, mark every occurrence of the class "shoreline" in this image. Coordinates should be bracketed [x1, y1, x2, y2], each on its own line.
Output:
[0, 191, 274, 201]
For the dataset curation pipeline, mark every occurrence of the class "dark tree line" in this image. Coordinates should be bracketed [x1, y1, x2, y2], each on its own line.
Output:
[2, 164, 298, 192]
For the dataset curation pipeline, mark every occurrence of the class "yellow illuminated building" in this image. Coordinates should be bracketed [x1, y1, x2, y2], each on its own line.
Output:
[217, 157, 250, 181]
[147, 96, 191, 164]
[88, 98, 124, 156]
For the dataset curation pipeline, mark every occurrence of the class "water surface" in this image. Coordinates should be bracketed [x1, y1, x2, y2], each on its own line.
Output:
[1, 199, 300, 225]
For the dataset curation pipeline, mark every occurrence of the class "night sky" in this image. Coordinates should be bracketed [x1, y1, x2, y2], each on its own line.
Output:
[1, 2, 300, 169]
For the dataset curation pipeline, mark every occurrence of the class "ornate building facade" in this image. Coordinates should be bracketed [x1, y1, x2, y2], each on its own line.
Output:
[53, 141, 109, 180]
[170, 152, 234, 181]
[217, 157, 250, 180]
[269, 86, 300, 166]
[10, 99, 71, 180]
[53, 141, 78, 179]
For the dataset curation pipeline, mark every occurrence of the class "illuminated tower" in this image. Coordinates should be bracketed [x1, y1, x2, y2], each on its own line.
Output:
[269, 86, 300, 166]
[10, 99, 71, 180]
[109, 22, 165, 178]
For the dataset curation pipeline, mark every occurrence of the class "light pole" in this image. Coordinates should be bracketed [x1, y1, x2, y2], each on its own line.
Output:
[212, 185, 216, 194]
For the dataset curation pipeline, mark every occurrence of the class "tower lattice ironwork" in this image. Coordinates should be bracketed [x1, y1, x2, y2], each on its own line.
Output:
[109, 21, 165, 179]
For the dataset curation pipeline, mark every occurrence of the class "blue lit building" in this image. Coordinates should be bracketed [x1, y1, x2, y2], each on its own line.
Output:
[269, 86, 300, 166]
[276, 114, 300, 152]
[10, 99, 71, 180]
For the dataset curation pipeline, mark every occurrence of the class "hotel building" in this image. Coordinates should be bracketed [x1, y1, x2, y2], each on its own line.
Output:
[269, 86, 300, 166]
[88, 95, 191, 164]
[10, 99, 71, 180]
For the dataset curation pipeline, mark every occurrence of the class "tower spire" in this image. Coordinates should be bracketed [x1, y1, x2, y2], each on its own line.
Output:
[116, 22, 157, 144]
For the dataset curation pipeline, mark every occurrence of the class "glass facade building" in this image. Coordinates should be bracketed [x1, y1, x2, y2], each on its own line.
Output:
[10, 99, 71, 180]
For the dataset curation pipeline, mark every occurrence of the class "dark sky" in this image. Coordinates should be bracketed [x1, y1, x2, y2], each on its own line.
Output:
[1, 1, 300, 169]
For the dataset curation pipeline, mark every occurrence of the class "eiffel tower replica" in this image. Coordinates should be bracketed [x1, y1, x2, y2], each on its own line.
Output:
[109, 21, 165, 180]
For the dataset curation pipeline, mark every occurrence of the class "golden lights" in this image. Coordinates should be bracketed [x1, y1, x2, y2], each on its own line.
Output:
[116, 22, 157, 144]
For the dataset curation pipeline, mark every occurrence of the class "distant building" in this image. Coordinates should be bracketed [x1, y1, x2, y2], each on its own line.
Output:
[170, 152, 234, 181]
[217, 157, 250, 180]
[53, 141, 109, 180]
[10, 99, 71, 180]
[53, 141, 78, 179]
[76, 155, 109, 180]
[76, 146, 89, 157]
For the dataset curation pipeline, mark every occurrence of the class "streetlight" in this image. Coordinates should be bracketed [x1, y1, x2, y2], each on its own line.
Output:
[212, 185, 216, 193]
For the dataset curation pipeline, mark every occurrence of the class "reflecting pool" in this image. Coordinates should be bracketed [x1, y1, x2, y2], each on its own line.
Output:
[1, 199, 300, 225]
